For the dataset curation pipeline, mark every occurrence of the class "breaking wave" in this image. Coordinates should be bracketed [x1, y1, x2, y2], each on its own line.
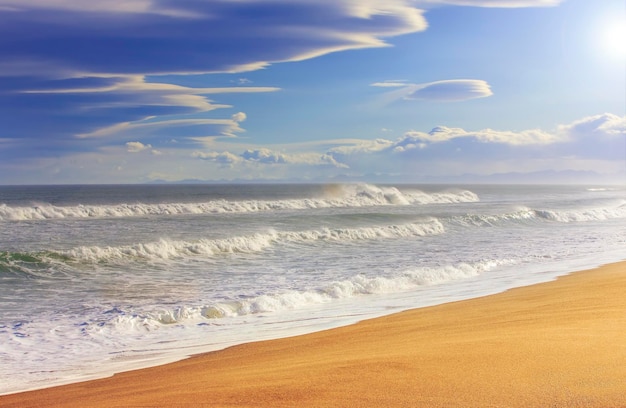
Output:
[532, 202, 626, 223]
[65, 219, 444, 262]
[0, 184, 478, 221]
[0, 251, 73, 278]
[2, 220, 444, 268]
[452, 201, 626, 227]
[100, 259, 515, 330]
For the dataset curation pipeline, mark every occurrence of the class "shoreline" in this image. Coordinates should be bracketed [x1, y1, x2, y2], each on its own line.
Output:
[2, 261, 625, 407]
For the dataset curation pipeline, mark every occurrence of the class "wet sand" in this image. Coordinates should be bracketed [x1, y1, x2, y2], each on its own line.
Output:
[2, 262, 625, 407]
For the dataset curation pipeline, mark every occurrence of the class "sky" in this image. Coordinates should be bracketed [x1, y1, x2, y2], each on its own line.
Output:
[0, 0, 625, 184]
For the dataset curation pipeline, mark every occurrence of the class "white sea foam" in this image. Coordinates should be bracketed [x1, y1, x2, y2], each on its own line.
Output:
[0, 185, 478, 221]
[586, 187, 618, 192]
[63, 219, 444, 262]
[93, 259, 515, 331]
[452, 208, 537, 227]
[405, 189, 479, 204]
[452, 201, 626, 227]
[533, 202, 626, 223]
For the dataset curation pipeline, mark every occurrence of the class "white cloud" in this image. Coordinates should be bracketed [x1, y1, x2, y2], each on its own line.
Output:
[558, 113, 626, 139]
[0, 0, 153, 14]
[192, 150, 243, 166]
[406, 80, 493, 101]
[81, 117, 247, 139]
[231, 112, 247, 123]
[373, 79, 493, 103]
[126, 141, 152, 152]
[370, 80, 409, 87]
[401, 125, 559, 146]
[193, 147, 348, 168]
[0, 0, 430, 77]
[23, 75, 278, 113]
[241, 148, 288, 164]
[23, 75, 275, 141]
[0, 0, 569, 163]
[327, 139, 394, 155]
[126, 141, 163, 155]
[4, 112, 622, 184]
[418, 0, 562, 7]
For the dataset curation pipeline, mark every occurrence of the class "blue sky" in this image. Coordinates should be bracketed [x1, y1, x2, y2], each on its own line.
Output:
[0, 0, 624, 184]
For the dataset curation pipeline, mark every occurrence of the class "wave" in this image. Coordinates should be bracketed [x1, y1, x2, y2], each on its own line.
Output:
[98, 259, 515, 330]
[66, 219, 444, 262]
[0, 251, 73, 279]
[451, 208, 537, 227]
[452, 201, 626, 227]
[532, 202, 626, 223]
[0, 184, 478, 221]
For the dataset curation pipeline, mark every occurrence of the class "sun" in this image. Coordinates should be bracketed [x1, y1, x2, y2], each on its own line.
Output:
[600, 17, 626, 59]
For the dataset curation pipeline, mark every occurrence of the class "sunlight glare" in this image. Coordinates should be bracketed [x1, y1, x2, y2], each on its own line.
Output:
[600, 17, 626, 59]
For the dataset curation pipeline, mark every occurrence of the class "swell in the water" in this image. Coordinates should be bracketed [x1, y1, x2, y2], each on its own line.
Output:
[532, 201, 626, 222]
[65, 219, 444, 262]
[0, 185, 478, 221]
[1, 219, 444, 270]
[97, 259, 517, 331]
[451, 200, 626, 227]
[0, 251, 73, 278]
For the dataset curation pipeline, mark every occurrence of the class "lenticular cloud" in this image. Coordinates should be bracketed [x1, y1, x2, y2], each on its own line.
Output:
[406, 80, 493, 102]
[0, 1, 429, 77]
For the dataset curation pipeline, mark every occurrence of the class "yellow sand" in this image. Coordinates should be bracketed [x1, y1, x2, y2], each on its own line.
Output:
[2, 262, 625, 407]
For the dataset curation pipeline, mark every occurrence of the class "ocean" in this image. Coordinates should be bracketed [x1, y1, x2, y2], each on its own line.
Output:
[1, 183, 625, 394]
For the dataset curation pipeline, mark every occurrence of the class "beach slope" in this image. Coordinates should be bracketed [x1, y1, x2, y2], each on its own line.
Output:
[2, 262, 625, 407]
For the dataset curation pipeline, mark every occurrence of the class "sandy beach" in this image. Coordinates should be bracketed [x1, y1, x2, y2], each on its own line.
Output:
[2, 261, 625, 407]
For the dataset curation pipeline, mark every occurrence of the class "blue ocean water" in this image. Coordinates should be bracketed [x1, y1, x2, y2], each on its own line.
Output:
[0, 183, 625, 394]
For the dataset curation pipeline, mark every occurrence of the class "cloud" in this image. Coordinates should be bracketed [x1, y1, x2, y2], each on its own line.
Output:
[126, 141, 152, 152]
[241, 149, 289, 164]
[193, 148, 348, 168]
[419, 0, 562, 8]
[400, 125, 559, 146]
[191, 151, 243, 166]
[0, 0, 577, 181]
[3, 112, 621, 184]
[0, 1, 429, 77]
[554, 113, 626, 160]
[407, 80, 493, 101]
[81, 117, 248, 141]
[231, 112, 247, 123]
[370, 80, 409, 87]
[0, 0, 428, 158]
[327, 139, 395, 155]
[2, 74, 276, 149]
[373, 79, 493, 103]
[325, 114, 626, 174]
[558, 113, 626, 138]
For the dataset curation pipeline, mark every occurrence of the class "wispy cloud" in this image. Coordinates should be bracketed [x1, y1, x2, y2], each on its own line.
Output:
[421, 0, 562, 7]
[0, 0, 602, 184]
[373, 79, 493, 102]
[0, 1, 429, 78]
[0, 0, 429, 159]
[79, 114, 248, 140]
